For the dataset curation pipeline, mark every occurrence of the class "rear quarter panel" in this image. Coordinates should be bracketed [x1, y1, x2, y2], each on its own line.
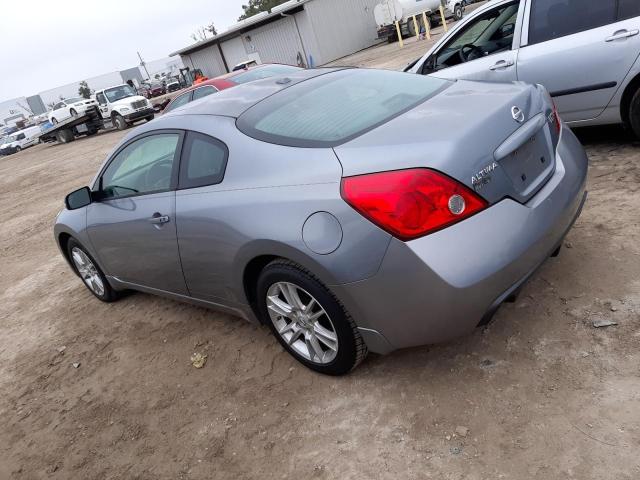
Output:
[169, 115, 392, 307]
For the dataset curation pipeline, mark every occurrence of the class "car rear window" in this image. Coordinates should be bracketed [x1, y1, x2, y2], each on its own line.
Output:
[236, 69, 449, 148]
[231, 65, 301, 84]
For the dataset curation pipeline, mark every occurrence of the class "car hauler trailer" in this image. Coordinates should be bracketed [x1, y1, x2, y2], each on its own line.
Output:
[39, 107, 106, 144]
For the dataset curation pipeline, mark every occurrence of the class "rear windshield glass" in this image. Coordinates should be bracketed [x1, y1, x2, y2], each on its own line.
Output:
[232, 64, 301, 85]
[237, 69, 450, 148]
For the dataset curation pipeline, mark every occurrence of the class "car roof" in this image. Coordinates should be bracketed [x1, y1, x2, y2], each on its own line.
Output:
[164, 67, 343, 119]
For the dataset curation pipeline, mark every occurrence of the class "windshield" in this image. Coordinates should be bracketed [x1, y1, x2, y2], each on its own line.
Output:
[65, 97, 83, 104]
[104, 85, 137, 102]
[5, 135, 17, 143]
[231, 65, 301, 85]
[237, 69, 450, 148]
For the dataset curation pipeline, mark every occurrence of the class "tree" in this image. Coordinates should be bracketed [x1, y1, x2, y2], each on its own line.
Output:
[190, 22, 218, 42]
[78, 81, 91, 99]
[239, 0, 288, 20]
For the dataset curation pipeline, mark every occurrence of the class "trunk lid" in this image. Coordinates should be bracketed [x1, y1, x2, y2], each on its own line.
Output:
[334, 79, 558, 205]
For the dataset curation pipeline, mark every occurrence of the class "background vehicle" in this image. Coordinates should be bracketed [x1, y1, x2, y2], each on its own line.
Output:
[48, 97, 98, 124]
[56, 68, 588, 375]
[407, 0, 640, 136]
[0, 126, 41, 155]
[148, 82, 167, 97]
[166, 81, 181, 93]
[94, 84, 155, 130]
[162, 64, 302, 114]
[374, 0, 465, 41]
[233, 60, 259, 71]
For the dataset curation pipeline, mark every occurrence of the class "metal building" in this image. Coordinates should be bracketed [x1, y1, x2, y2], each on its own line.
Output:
[170, 0, 383, 77]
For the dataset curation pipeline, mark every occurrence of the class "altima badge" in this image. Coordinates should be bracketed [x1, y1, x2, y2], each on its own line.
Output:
[512, 106, 525, 123]
[472, 162, 498, 191]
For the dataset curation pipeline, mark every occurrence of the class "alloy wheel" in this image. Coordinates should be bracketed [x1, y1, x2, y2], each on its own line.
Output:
[71, 247, 105, 297]
[266, 282, 338, 364]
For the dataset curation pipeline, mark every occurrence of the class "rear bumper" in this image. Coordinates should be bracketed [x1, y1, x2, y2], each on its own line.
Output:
[332, 126, 589, 354]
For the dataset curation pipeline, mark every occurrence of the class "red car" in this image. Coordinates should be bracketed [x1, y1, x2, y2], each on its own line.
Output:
[162, 64, 302, 114]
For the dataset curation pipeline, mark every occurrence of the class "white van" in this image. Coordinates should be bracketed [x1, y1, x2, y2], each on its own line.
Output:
[0, 126, 41, 156]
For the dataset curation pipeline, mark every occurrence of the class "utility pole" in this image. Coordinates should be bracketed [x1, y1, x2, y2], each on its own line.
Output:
[137, 51, 151, 80]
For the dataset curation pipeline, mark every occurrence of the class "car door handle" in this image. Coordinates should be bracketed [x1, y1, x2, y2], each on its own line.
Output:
[606, 29, 639, 42]
[489, 59, 514, 71]
[149, 214, 170, 225]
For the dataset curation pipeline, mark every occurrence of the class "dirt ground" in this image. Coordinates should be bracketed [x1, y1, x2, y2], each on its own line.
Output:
[2, 10, 640, 479]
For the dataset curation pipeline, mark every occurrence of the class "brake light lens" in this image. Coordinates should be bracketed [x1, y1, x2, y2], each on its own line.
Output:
[552, 102, 562, 134]
[341, 168, 488, 241]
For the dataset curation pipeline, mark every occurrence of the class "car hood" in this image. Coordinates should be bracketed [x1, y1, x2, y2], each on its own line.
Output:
[334, 79, 556, 205]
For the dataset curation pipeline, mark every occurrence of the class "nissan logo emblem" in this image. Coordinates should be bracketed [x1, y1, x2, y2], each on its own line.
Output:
[511, 106, 525, 123]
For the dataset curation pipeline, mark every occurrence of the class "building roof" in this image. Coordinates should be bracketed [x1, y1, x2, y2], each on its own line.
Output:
[169, 0, 312, 57]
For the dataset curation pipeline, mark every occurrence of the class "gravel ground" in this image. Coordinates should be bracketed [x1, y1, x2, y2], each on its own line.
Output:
[2, 9, 640, 478]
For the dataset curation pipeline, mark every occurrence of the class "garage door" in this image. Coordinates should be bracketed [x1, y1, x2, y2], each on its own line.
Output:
[221, 37, 248, 70]
[242, 16, 304, 66]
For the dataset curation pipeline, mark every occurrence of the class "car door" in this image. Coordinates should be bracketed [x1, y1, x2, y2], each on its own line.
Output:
[96, 92, 110, 119]
[419, 0, 523, 82]
[86, 131, 189, 294]
[51, 102, 65, 122]
[174, 130, 230, 302]
[517, 0, 640, 122]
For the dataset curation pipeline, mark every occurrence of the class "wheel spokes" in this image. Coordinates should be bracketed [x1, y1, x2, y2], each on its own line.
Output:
[267, 295, 293, 318]
[267, 281, 339, 365]
[313, 324, 338, 351]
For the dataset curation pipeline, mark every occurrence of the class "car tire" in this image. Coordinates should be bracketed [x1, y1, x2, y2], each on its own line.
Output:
[256, 259, 368, 376]
[145, 115, 155, 122]
[454, 4, 463, 20]
[628, 88, 640, 139]
[15, 146, 21, 153]
[113, 114, 127, 131]
[67, 238, 121, 303]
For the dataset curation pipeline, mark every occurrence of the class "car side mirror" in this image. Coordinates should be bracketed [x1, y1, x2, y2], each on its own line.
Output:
[65, 187, 92, 210]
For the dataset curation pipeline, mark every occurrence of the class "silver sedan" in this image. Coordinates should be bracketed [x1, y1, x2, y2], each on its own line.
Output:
[55, 68, 588, 375]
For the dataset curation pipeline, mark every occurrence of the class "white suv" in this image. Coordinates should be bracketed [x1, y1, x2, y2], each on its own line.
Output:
[48, 98, 98, 124]
[94, 84, 155, 131]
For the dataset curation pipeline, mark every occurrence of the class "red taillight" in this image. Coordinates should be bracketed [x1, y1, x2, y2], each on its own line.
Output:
[341, 168, 488, 241]
[553, 102, 562, 134]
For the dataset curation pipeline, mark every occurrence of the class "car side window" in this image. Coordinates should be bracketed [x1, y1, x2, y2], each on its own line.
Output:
[618, 0, 640, 21]
[425, 2, 519, 72]
[192, 86, 218, 101]
[165, 92, 192, 113]
[100, 133, 181, 199]
[178, 131, 228, 190]
[528, 0, 617, 45]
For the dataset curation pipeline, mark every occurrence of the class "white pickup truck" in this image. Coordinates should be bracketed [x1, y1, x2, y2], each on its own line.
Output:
[374, 0, 465, 40]
[94, 84, 155, 130]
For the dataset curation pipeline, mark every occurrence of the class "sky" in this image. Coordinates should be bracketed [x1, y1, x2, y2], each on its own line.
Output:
[0, 0, 248, 103]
